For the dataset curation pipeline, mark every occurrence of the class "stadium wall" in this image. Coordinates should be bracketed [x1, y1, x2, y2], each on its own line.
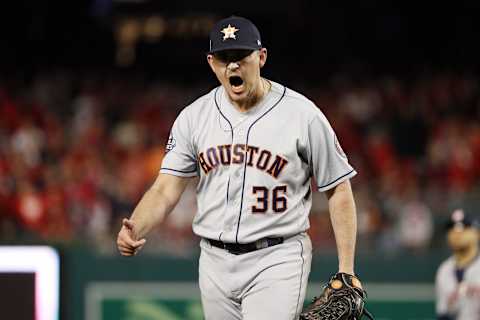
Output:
[60, 246, 448, 320]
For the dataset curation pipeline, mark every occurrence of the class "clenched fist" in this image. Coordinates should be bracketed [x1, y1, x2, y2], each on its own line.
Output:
[117, 218, 147, 256]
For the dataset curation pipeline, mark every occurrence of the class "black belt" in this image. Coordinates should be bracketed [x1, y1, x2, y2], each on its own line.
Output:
[207, 237, 284, 255]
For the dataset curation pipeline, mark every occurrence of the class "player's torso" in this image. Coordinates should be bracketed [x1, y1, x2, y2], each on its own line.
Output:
[190, 82, 313, 243]
[438, 257, 480, 319]
[460, 258, 480, 319]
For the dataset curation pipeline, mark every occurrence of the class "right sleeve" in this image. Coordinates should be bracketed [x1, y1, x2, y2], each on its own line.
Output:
[159, 109, 198, 177]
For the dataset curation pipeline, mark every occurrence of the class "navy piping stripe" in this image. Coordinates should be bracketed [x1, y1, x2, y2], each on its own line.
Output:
[160, 167, 197, 174]
[235, 86, 287, 243]
[214, 88, 235, 207]
[295, 239, 305, 317]
[317, 169, 355, 189]
[226, 177, 230, 203]
[214, 87, 234, 142]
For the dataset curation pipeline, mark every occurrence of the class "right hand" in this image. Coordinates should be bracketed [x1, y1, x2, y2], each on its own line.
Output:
[117, 218, 147, 256]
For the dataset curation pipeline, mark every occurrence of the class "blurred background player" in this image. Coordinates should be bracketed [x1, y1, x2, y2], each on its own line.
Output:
[435, 209, 480, 320]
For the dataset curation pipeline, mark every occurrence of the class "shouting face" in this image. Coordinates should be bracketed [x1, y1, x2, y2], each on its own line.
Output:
[207, 48, 267, 109]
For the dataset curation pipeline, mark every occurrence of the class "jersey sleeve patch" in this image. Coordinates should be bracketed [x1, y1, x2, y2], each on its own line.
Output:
[165, 135, 176, 153]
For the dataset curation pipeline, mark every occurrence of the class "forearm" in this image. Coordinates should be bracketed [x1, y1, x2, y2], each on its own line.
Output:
[129, 187, 176, 238]
[327, 180, 357, 275]
[129, 174, 190, 239]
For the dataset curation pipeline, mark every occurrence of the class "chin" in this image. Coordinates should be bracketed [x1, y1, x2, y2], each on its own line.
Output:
[227, 90, 248, 102]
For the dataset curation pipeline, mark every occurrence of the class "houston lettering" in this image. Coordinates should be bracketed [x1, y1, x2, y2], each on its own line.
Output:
[198, 144, 288, 179]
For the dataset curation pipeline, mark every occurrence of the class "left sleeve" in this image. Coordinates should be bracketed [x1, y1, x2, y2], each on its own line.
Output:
[306, 110, 357, 192]
[435, 265, 453, 317]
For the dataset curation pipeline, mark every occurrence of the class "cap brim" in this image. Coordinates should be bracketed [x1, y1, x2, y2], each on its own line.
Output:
[207, 45, 262, 54]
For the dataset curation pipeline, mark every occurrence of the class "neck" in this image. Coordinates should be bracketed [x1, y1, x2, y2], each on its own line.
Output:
[234, 77, 270, 112]
[454, 244, 478, 268]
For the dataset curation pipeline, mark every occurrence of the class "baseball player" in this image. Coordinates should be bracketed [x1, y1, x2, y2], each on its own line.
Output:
[435, 209, 480, 320]
[117, 16, 359, 320]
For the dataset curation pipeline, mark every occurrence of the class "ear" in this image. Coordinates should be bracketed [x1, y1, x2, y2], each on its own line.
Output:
[207, 54, 216, 73]
[259, 48, 268, 68]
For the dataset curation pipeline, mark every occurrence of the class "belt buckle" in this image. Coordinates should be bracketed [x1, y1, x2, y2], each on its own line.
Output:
[255, 239, 269, 250]
[227, 245, 242, 255]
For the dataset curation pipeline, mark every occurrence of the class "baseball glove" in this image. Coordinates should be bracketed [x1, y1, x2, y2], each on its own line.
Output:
[299, 272, 374, 320]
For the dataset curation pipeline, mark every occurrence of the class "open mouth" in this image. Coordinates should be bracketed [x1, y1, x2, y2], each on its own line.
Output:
[229, 76, 244, 93]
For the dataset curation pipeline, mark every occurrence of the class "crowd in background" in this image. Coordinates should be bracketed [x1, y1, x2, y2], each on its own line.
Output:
[0, 70, 479, 255]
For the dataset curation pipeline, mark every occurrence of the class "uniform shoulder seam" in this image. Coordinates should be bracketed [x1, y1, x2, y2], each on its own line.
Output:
[438, 257, 455, 272]
[190, 87, 217, 104]
[283, 88, 313, 102]
[282, 87, 322, 116]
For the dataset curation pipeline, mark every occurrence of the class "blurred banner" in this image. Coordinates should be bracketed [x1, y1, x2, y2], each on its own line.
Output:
[0, 246, 60, 320]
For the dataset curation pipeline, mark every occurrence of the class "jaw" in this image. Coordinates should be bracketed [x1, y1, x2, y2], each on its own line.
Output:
[226, 88, 249, 108]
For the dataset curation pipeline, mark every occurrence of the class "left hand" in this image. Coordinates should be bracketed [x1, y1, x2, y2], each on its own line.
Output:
[300, 272, 373, 320]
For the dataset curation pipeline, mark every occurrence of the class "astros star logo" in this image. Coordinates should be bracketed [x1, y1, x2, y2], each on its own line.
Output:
[221, 24, 239, 41]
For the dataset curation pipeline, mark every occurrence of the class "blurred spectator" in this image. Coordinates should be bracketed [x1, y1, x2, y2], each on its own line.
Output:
[396, 190, 434, 251]
[0, 70, 479, 256]
[11, 117, 45, 168]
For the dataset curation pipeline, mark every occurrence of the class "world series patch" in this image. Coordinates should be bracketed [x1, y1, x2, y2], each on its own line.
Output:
[166, 135, 176, 153]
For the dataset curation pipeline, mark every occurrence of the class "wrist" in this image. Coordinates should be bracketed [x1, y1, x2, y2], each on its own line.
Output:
[338, 267, 354, 275]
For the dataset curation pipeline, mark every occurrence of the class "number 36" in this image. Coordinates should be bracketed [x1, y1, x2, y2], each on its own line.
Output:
[252, 186, 287, 213]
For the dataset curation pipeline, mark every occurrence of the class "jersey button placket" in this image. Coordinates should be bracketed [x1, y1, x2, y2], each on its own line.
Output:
[227, 125, 248, 241]
[221, 127, 240, 239]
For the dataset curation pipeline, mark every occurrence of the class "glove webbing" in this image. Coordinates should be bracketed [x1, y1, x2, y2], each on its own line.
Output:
[300, 291, 375, 320]
[300, 291, 354, 320]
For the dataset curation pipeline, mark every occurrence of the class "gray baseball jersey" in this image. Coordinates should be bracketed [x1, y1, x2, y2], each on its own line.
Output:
[436, 255, 480, 319]
[160, 80, 356, 243]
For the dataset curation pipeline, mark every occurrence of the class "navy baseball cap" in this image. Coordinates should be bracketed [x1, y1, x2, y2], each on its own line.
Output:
[208, 16, 262, 53]
[446, 209, 479, 230]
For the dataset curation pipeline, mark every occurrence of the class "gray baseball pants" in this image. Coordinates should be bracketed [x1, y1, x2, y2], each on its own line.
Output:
[199, 233, 312, 320]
